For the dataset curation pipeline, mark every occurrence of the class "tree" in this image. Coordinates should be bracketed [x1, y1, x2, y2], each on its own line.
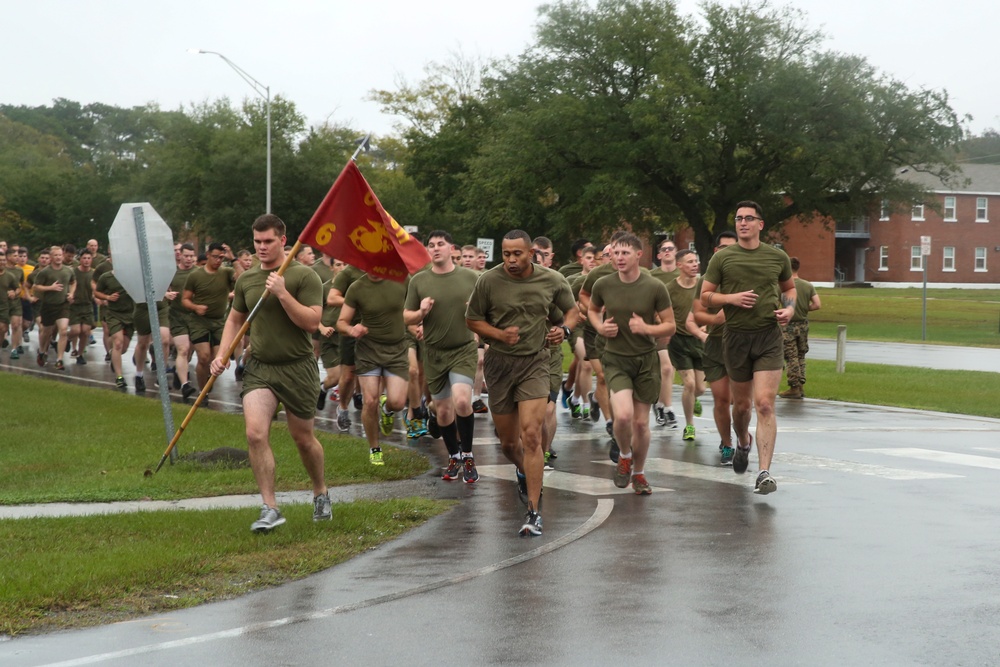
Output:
[388, 0, 964, 262]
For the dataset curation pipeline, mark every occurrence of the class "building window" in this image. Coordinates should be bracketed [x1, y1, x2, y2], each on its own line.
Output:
[943, 246, 955, 271]
[975, 247, 987, 272]
[880, 200, 890, 221]
[912, 204, 925, 221]
[944, 196, 957, 221]
[977, 197, 988, 222]
[879, 246, 889, 271]
[911, 246, 924, 271]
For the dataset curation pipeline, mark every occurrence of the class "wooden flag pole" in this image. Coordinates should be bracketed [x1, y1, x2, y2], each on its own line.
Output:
[153, 239, 304, 473]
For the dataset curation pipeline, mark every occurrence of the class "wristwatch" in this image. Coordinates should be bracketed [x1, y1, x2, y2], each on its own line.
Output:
[562, 325, 572, 339]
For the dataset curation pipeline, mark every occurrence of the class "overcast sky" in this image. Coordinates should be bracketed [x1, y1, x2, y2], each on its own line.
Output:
[3, 0, 998, 136]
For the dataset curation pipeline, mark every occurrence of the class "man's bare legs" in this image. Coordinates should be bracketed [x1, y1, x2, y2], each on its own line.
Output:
[494, 397, 548, 508]
[730, 368, 780, 472]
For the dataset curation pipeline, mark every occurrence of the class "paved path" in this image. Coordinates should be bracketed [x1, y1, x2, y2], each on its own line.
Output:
[810, 337, 1000, 372]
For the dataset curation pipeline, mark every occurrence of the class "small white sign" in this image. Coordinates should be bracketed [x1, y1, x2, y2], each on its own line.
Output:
[404, 225, 419, 234]
[477, 237, 494, 262]
[920, 235, 932, 256]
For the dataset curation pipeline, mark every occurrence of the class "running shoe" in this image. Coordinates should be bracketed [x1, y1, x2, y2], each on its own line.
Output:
[251, 504, 286, 532]
[683, 424, 696, 441]
[570, 401, 582, 419]
[694, 399, 703, 416]
[378, 395, 394, 436]
[105, 351, 111, 362]
[54, 359, 65, 371]
[609, 437, 620, 463]
[520, 509, 543, 537]
[654, 405, 666, 426]
[665, 410, 678, 428]
[463, 457, 479, 484]
[472, 399, 489, 414]
[720, 446, 735, 466]
[606, 420, 614, 437]
[581, 405, 590, 420]
[36, 352, 44, 367]
[614, 456, 633, 488]
[442, 457, 462, 480]
[544, 451, 554, 471]
[427, 414, 441, 439]
[172, 372, 181, 390]
[9, 349, 19, 360]
[182, 382, 196, 400]
[115, 376, 127, 389]
[588, 392, 600, 421]
[632, 473, 652, 495]
[313, 493, 332, 521]
[70, 348, 77, 357]
[135, 376, 146, 393]
[75, 355, 85, 365]
[515, 468, 528, 505]
[548, 447, 557, 459]
[560, 382, 572, 409]
[406, 417, 424, 439]
[353, 393, 363, 410]
[733, 435, 753, 474]
[337, 411, 352, 432]
[369, 448, 384, 466]
[755, 470, 777, 494]
[316, 387, 327, 411]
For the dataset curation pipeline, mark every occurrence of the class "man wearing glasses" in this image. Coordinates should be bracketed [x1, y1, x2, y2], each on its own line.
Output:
[650, 239, 681, 429]
[700, 201, 795, 494]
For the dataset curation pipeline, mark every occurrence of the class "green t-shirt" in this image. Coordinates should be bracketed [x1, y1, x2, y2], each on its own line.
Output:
[312, 262, 338, 327]
[666, 277, 698, 337]
[466, 264, 576, 356]
[405, 266, 479, 349]
[232, 262, 322, 364]
[184, 266, 235, 319]
[0, 270, 19, 310]
[792, 277, 816, 322]
[32, 265, 75, 306]
[95, 272, 135, 316]
[581, 262, 615, 296]
[343, 275, 408, 345]
[331, 264, 365, 296]
[558, 262, 582, 278]
[702, 242, 792, 332]
[169, 267, 194, 317]
[73, 267, 95, 305]
[93, 260, 113, 282]
[650, 266, 680, 286]
[590, 272, 672, 356]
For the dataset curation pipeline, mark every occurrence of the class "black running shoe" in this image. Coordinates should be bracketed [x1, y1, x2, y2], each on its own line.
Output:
[172, 372, 181, 390]
[182, 382, 196, 400]
[609, 437, 620, 463]
[316, 387, 327, 411]
[353, 393, 363, 410]
[135, 376, 146, 393]
[515, 469, 528, 505]
[733, 436, 752, 474]
[427, 414, 441, 439]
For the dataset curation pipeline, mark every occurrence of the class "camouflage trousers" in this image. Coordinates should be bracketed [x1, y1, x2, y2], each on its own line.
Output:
[782, 320, 810, 388]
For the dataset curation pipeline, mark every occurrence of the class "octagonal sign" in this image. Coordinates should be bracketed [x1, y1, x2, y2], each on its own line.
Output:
[108, 203, 176, 303]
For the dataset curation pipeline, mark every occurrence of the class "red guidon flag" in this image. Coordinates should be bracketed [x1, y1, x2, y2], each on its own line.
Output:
[299, 161, 430, 282]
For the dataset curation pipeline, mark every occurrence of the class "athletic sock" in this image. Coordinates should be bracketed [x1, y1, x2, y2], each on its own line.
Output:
[440, 420, 461, 457]
[456, 413, 476, 453]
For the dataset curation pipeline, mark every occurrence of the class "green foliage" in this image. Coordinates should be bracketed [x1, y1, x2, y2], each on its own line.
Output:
[0, 498, 452, 635]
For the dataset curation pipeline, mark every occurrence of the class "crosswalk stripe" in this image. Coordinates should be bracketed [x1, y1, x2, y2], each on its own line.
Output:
[775, 452, 961, 480]
[475, 464, 671, 495]
[859, 448, 1000, 471]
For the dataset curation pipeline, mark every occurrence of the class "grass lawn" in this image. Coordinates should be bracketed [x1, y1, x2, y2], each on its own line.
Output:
[811, 287, 1000, 347]
[0, 374, 429, 505]
[0, 498, 453, 636]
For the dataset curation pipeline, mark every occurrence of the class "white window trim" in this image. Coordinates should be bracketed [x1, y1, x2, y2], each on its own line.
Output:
[912, 204, 925, 221]
[879, 246, 889, 271]
[879, 200, 890, 222]
[975, 247, 988, 272]
[976, 197, 989, 223]
[942, 247, 956, 272]
[944, 196, 957, 222]
[910, 246, 924, 271]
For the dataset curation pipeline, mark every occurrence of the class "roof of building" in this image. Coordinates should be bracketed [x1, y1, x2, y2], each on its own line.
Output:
[902, 163, 1000, 194]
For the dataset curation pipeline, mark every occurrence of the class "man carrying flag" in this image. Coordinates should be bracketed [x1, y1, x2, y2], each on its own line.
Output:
[210, 214, 331, 533]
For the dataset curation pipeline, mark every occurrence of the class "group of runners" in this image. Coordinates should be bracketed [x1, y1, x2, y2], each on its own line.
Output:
[0, 199, 804, 537]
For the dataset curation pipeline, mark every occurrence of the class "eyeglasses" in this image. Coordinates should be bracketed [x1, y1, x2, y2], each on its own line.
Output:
[734, 215, 762, 223]
[660, 246, 676, 252]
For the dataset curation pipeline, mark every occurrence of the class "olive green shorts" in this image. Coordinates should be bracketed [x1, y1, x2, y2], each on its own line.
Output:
[582, 324, 606, 362]
[702, 335, 728, 384]
[548, 345, 564, 396]
[241, 355, 320, 420]
[104, 311, 134, 338]
[723, 325, 784, 383]
[339, 333, 356, 366]
[69, 304, 95, 327]
[355, 336, 409, 379]
[667, 334, 704, 372]
[169, 311, 191, 338]
[319, 334, 341, 369]
[483, 347, 549, 415]
[423, 340, 477, 398]
[7, 299, 22, 319]
[188, 314, 225, 346]
[603, 350, 661, 405]
[133, 303, 170, 337]
[40, 302, 70, 327]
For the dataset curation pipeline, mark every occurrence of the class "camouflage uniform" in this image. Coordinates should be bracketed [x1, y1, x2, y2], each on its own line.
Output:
[782, 320, 809, 388]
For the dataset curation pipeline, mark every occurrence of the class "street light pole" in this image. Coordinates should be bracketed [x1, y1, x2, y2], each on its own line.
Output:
[189, 48, 271, 213]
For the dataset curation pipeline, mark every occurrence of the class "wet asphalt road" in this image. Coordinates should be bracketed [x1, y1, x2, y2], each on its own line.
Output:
[3, 336, 1000, 665]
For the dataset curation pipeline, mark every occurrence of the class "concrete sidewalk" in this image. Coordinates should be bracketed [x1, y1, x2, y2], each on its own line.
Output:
[809, 337, 1000, 372]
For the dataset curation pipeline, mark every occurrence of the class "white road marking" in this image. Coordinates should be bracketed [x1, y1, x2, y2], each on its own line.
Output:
[859, 448, 1000, 471]
[599, 458, 819, 487]
[775, 452, 961, 480]
[35, 499, 615, 667]
[475, 464, 670, 495]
